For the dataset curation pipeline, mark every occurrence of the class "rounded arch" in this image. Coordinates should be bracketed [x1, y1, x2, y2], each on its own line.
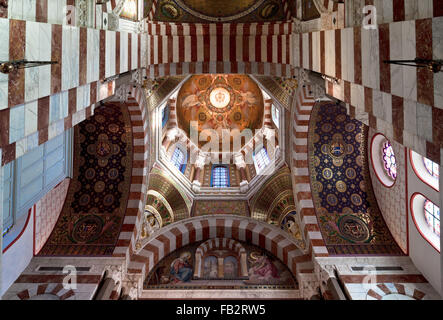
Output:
[127, 215, 312, 280]
[410, 193, 440, 253]
[410, 150, 440, 192]
[366, 283, 428, 300]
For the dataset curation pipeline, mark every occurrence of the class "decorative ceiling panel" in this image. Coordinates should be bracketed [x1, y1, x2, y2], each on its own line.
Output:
[308, 102, 403, 255]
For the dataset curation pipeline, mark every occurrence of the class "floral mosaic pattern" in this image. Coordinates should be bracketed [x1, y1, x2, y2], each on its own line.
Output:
[308, 102, 403, 255]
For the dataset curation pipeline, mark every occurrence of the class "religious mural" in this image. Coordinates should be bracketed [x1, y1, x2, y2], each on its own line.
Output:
[144, 240, 297, 289]
[176, 74, 264, 150]
[308, 102, 403, 255]
[153, 0, 286, 23]
[39, 103, 133, 256]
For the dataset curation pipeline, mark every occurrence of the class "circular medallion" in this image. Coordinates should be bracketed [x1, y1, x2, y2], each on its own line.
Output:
[79, 194, 90, 206]
[94, 181, 106, 193]
[359, 180, 367, 192]
[322, 168, 334, 180]
[321, 123, 332, 133]
[336, 180, 347, 193]
[108, 123, 120, 133]
[356, 155, 364, 167]
[332, 158, 344, 167]
[313, 181, 323, 193]
[95, 115, 106, 123]
[259, 2, 280, 19]
[96, 141, 111, 157]
[345, 123, 356, 132]
[346, 168, 357, 179]
[161, 2, 180, 19]
[313, 156, 320, 167]
[327, 194, 338, 206]
[72, 215, 103, 243]
[209, 87, 231, 109]
[108, 168, 119, 180]
[233, 111, 242, 121]
[85, 123, 96, 133]
[85, 168, 96, 180]
[338, 215, 370, 242]
[103, 194, 115, 206]
[336, 114, 347, 122]
[351, 193, 363, 206]
[329, 140, 345, 158]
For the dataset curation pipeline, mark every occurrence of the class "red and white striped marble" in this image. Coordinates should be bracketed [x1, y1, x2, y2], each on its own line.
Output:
[291, 85, 328, 257]
[126, 215, 313, 280]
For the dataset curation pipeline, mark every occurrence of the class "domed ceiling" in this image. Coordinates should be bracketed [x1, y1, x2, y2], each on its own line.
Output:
[176, 74, 264, 150]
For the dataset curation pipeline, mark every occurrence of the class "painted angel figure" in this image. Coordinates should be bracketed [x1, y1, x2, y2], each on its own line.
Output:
[170, 251, 193, 284]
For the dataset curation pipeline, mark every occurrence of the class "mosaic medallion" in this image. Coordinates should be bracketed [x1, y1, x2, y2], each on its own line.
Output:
[338, 215, 370, 243]
[71, 215, 104, 244]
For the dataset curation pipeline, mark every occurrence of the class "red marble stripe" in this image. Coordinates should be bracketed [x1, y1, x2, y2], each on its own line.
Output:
[379, 23, 391, 93]
[217, 23, 223, 62]
[170, 227, 183, 249]
[0, 0, 7, 18]
[335, 29, 342, 79]
[344, 81, 351, 104]
[392, 95, 404, 144]
[203, 25, 210, 62]
[79, 28, 87, 86]
[416, 19, 434, 106]
[158, 35, 163, 64]
[267, 34, 273, 63]
[216, 219, 225, 238]
[68, 88, 77, 115]
[432, 107, 443, 147]
[8, 20, 26, 107]
[256, 24, 262, 62]
[277, 34, 282, 64]
[393, 0, 405, 21]
[426, 141, 440, 164]
[185, 222, 196, 243]
[353, 27, 362, 85]
[243, 25, 250, 63]
[191, 25, 197, 62]
[434, 0, 443, 17]
[115, 32, 120, 74]
[320, 31, 325, 74]
[156, 234, 170, 256]
[35, 0, 48, 23]
[2, 142, 15, 166]
[0, 109, 10, 147]
[137, 33, 142, 68]
[200, 219, 209, 239]
[90, 81, 97, 104]
[231, 220, 240, 240]
[364, 87, 373, 114]
[99, 30, 106, 80]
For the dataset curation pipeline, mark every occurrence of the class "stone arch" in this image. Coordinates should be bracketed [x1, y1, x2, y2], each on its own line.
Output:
[113, 85, 150, 257]
[127, 215, 313, 282]
[194, 238, 248, 278]
[15, 284, 74, 301]
[366, 283, 428, 300]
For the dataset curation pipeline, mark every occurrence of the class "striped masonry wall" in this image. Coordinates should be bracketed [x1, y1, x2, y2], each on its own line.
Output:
[144, 20, 295, 77]
[113, 86, 150, 258]
[291, 85, 328, 257]
[294, 15, 443, 163]
[0, 17, 146, 166]
[126, 215, 314, 282]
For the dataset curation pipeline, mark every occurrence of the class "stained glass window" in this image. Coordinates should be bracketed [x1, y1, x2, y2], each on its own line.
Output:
[162, 104, 169, 128]
[424, 200, 440, 237]
[423, 157, 439, 179]
[271, 104, 280, 128]
[171, 147, 186, 173]
[254, 147, 271, 173]
[382, 141, 397, 180]
[212, 166, 229, 188]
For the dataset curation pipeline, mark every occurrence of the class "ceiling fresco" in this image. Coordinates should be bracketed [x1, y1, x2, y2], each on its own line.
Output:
[144, 239, 297, 289]
[176, 74, 264, 150]
[39, 103, 133, 256]
[308, 102, 403, 255]
[153, 0, 286, 23]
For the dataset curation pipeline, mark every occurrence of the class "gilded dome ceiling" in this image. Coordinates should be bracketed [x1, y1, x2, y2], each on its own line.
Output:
[176, 74, 265, 149]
